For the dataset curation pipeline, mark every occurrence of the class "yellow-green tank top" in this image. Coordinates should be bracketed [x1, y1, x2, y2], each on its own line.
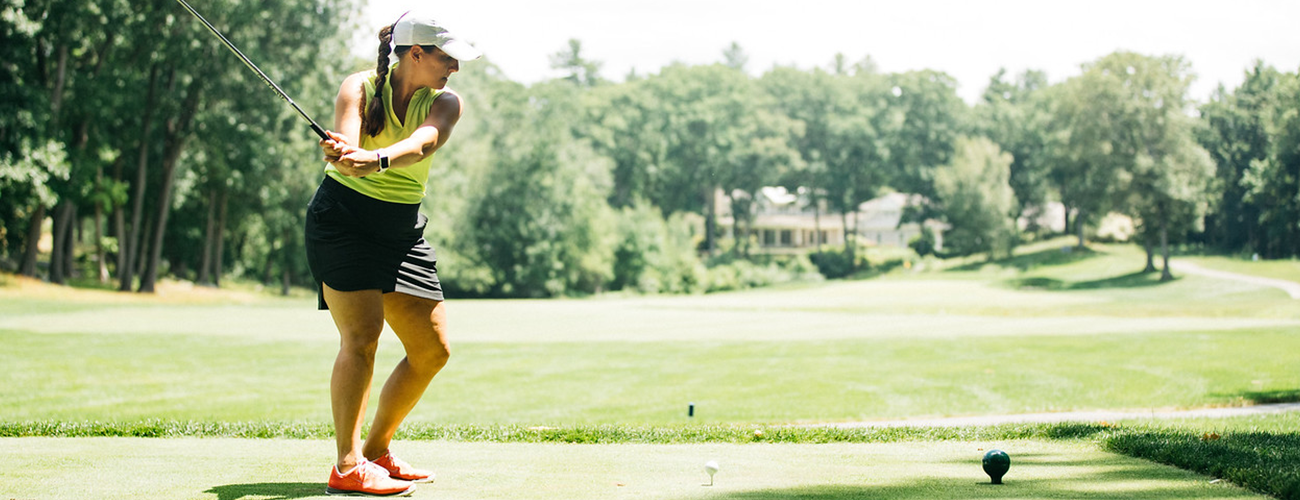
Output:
[324, 62, 444, 204]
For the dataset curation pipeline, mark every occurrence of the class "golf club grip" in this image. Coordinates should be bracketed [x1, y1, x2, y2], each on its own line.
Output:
[175, 0, 328, 142]
[309, 122, 330, 141]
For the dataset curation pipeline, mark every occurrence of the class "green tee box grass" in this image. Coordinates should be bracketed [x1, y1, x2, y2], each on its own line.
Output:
[0, 437, 1269, 500]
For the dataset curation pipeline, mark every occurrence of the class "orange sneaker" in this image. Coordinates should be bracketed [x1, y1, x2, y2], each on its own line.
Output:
[326, 460, 416, 496]
[372, 451, 436, 483]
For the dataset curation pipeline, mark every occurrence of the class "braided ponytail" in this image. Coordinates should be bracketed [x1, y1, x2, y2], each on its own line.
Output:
[361, 25, 394, 137]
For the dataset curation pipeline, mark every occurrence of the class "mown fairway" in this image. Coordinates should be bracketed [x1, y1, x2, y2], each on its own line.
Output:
[1, 242, 1297, 499]
[1, 244, 1297, 425]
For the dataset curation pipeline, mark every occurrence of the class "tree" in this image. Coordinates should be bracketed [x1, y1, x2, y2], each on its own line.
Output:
[1197, 62, 1277, 254]
[975, 68, 1054, 230]
[758, 65, 892, 262]
[1072, 52, 1215, 279]
[461, 81, 615, 297]
[722, 42, 748, 71]
[549, 39, 603, 87]
[640, 63, 762, 256]
[885, 70, 967, 200]
[1045, 62, 1130, 248]
[582, 78, 668, 209]
[931, 137, 1018, 259]
[1241, 69, 1300, 258]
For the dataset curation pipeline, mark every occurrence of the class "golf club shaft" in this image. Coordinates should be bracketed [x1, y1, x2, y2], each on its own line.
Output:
[174, 0, 329, 141]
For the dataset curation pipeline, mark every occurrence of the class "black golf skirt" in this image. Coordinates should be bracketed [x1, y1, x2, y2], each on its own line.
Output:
[305, 175, 443, 310]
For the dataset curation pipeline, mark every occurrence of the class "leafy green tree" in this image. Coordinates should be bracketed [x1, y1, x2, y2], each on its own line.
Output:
[1200, 62, 1299, 259]
[758, 65, 892, 262]
[461, 81, 615, 297]
[1067, 52, 1214, 278]
[722, 42, 748, 71]
[581, 77, 668, 209]
[931, 136, 1018, 258]
[550, 38, 603, 87]
[609, 200, 705, 293]
[1241, 69, 1300, 258]
[886, 70, 967, 200]
[975, 69, 1054, 230]
[640, 63, 761, 256]
[1045, 62, 1129, 248]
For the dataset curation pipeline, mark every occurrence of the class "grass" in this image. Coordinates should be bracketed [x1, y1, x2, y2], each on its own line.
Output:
[1181, 255, 1300, 284]
[2, 327, 1298, 424]
[0, 437, 1272, 499]
[1, 240, 1298, 498]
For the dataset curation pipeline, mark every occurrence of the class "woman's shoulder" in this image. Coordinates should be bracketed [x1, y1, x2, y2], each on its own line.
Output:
[342, 70, 378, 90]
[432, 88, 463, 111]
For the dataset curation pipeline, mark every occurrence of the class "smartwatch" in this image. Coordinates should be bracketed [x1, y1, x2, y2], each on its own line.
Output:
[377, 150, 390, 173]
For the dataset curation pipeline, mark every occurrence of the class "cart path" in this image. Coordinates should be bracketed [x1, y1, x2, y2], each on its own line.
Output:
[1171, 260, 1300, 299]
[810, 402, 1300, 428]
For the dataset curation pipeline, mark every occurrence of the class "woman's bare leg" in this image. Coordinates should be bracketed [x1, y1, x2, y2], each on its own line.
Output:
[363, 293, 450, 459]
[323, 284, 386, 472]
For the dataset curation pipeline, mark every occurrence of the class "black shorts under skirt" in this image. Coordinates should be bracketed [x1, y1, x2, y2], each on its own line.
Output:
[304, 176, 444, 310]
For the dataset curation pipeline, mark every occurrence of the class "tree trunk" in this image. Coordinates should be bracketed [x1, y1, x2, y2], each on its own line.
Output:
[120, 64, 160, 292]
[198, 188, 217, 286]
[813, 196, 822, 253]
[703, 185, 717, 257]
[850, 208, 860, 265]
[1074, 209, 1086, 249]
[139, 73, 202, 293]
[64, 205, 77, 280]
[94, 165, 110, 283]
[112, 206, 126, 281]
[135, 217, 152, 280]
[1159, 212, 1173, 282]
[1142, 235, 1156, 273]
[1063, 203, 1072, 239]
[281, 228, 293, 296]
[19, 205, 46, 277]
[262, 242, 277, 286]
[50, 44, 68, 117]
[49, 201, 74, 285]
[213, 188, 228, 287]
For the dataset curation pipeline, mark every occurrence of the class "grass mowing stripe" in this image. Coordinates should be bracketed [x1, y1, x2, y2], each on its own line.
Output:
[5, 328, 1298, 424]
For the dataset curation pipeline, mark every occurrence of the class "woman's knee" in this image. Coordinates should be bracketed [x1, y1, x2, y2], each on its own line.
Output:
[409, 341, 450, 375]
[338, 331, 382, 359]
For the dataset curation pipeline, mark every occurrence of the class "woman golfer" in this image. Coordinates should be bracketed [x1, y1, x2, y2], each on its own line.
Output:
[306, 10, 479, 497]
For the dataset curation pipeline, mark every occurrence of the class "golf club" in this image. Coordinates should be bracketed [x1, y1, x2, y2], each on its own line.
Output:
[174, 0, 329, 141]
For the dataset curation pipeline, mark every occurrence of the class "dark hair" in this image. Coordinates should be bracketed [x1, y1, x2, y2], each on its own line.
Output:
[361, 25, 439, 137]
[361, 25, 395, 138]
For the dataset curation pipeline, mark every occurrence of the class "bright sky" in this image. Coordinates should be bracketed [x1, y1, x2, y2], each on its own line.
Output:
[357, 0, 1300, 103]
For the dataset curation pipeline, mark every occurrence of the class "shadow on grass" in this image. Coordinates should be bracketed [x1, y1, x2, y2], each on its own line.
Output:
[1106, 430, 1300, 500]
[953, 245, 1099, 272]
[204, 482, 323, 500]
[1240, 389, 1300, 405]
[1008, 271, 1175, 291]
[708, 479, 1249, 499]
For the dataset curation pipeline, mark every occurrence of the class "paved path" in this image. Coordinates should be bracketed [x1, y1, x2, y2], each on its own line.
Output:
[1171, 260, 1300, 299]
[811, 402, 1300, 428]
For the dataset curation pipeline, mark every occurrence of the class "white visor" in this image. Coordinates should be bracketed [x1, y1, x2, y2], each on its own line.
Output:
[392, 10, 482, 61]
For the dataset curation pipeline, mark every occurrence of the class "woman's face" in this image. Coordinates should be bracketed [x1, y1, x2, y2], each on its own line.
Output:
[412, 46, 459, 89]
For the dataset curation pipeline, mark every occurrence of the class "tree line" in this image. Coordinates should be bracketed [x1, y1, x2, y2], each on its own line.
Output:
[3, 0, 1297, 297]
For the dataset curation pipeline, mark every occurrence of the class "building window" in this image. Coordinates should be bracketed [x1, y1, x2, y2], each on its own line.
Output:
[764, 230, 776, 246]
[780, 230, 793, 246]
